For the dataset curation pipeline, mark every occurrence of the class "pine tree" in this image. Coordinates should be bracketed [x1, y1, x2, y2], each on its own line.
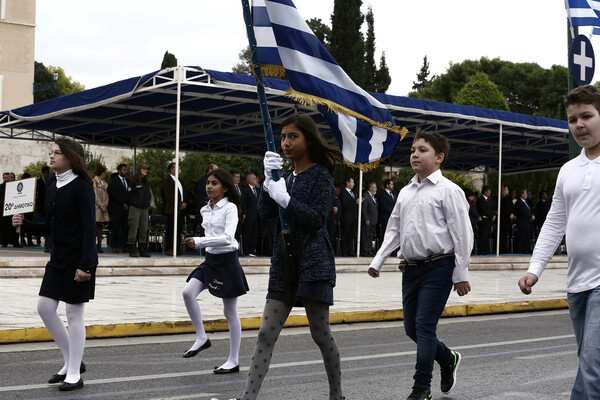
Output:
[412, 56, 431, 91]
[375, 52, 391, 93]
[161, 51, 178, 69]
[329, 0, 365, 86]
[363, 7, 377, 92]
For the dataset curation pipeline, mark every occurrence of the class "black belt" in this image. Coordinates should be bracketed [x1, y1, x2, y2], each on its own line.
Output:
[398, 253, 455, 272]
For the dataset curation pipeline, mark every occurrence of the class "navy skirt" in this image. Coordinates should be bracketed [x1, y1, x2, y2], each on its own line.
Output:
[39, 265, 96, 304]
[267, 280, 333, 306]
[186, 251, 249, 298]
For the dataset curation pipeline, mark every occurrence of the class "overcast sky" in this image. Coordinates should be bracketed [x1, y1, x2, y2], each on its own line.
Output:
[35, 1, 592, 97]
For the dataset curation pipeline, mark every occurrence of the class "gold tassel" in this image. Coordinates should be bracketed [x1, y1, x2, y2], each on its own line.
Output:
[284, 88, 408, 139]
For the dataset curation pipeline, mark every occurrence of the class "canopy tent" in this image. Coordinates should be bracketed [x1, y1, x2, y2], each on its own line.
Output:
[0, 66, 569, 173]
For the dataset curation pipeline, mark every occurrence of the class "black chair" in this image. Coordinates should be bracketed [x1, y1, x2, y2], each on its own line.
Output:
[147, 214, 167, 253]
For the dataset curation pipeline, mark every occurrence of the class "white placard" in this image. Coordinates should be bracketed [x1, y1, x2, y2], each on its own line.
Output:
[3, 177, 37, 216]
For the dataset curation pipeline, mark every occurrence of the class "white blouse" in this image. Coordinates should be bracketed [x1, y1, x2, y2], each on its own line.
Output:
[192, 197, 239, 254]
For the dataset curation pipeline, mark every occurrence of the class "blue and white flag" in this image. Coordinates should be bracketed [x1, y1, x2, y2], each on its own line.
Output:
[566, 0, 600, 27]
[251, 0, 407, 170]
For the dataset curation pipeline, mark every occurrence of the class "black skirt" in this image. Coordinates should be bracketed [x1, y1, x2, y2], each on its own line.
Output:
[186, 251, 249, 298]
[39, 265, 96, 304]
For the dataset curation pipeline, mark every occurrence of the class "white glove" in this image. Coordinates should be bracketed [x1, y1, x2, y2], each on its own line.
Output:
[267, 178, 291, 208]
[263, 151, 282, 190]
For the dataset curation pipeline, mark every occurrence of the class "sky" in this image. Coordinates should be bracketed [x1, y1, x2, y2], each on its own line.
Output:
[34, 1, 591, 97]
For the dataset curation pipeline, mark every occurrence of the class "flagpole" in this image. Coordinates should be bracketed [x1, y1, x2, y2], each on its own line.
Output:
[241, 0, 289, 232]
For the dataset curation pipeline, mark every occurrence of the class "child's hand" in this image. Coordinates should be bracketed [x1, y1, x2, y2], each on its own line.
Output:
[368, 267, 379, 278]
[184, 237, 196, 249]
[453, 281, 470, 296]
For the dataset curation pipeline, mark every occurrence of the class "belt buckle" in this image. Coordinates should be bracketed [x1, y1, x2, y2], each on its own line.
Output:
[398, 260, 407, 273]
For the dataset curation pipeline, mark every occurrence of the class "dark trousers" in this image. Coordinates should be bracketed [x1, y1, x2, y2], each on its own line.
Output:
[109, 210, 129, 250]
[340, 217, 356, 256]
[1, 216, 19, 246]
[360, 223, 376, 255]
[165, 213, 183, 252]
[516, 225, 532, 254]
[402, 258, 454, 390]
[242, 216, 258, 255]
[477, 219, 491, 254]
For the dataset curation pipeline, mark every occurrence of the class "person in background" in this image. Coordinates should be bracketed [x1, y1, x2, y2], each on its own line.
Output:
[92, 164, 109, 253]
[466, 190, 481, 255]
[241, 173, 260, 256]
[182, 168, 248, 374]
[377, 178, 396, 248]
[107, 164, 130, 253]
[127, 164, 152, 258]
[515, 188, 535, 254]
[12, 139, 97, 392]
[499, 185, 515, 253]
[162, 162, 187, 256]
[339, 177, 359, 256]
[360, 181, 378, 256]
[535, 190, 551, 234]
[476, 185, 496, 254]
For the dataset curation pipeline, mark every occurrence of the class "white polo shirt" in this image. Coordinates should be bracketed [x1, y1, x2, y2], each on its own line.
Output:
[529, 149, 600, 293]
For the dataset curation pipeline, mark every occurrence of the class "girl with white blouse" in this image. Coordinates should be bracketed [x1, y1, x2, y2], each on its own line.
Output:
[181, 168, 249, 374]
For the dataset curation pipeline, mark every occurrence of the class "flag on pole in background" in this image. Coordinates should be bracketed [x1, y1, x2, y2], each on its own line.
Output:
[251, 0, 407, 170]
[566, 0, 600, 27]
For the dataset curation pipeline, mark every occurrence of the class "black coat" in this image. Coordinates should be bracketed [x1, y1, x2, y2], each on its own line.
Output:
[377, 189, 395, 227]
[107, 176, 130, 215]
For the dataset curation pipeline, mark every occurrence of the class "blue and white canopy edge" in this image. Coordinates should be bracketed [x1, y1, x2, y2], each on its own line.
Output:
[252, 0, 407, 170]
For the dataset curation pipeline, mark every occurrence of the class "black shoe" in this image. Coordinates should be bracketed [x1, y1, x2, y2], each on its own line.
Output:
[183, 338, 211, 358]
[407, 388, 432, 400]
[441, 350, 461, 393]
[129, 247, 139, 258]
[48, 361, 86, 384]
[138, 244, 151, 258]
[59, 378, 83, 391]
[97, 247, 104, 253]
[213, 365, 240, 374]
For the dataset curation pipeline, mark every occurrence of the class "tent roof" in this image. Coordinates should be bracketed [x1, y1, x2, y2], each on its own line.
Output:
[0, 66, 570, 173]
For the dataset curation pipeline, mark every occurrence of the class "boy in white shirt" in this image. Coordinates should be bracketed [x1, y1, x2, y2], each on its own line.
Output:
[368, 130, 473, 400]
[519, 84, 600, 399]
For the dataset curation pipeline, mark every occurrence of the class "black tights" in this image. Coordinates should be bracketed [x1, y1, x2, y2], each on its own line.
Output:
[239, 299, 343, 400]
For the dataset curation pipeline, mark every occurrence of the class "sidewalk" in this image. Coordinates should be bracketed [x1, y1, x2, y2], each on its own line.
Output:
[0, 252, 569, 343]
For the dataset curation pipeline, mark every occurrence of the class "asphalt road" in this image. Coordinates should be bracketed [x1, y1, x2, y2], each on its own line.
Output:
[0, 310, 577, 400]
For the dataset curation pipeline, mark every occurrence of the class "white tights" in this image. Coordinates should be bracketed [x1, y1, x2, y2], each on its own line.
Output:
[182, 278, 242, 369]
[37, 296, 86, 383]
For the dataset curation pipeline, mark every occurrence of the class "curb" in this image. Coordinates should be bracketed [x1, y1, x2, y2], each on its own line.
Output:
[0, 298, 568, 344]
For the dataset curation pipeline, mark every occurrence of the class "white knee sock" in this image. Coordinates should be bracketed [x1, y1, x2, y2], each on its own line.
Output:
[182, 278, 208, 351]
[64, 303, 86, 383]
[37, 296, 70, 375]
[219, 297, 241, 369]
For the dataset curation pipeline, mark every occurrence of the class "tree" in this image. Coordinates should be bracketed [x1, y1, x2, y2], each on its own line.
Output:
[232, 46, 252, 75]
[412, 56, 432, 91]
[306, 18, 332, 51]
[161, 51, 178, 69]
[329, 0, 365, 86]
[34, 63, 84, 103]
[375, 52, 391, 93]
[454, 72, 510, 111]
[363, 7, 377, 92]
[409, 57, 568, 119]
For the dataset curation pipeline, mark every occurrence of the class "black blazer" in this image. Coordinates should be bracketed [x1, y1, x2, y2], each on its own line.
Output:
[339, 188, 358, 224]
[241, 185, 259, 220]
[476, 195, 495, 220]
[377, 189, 395, 225]
[107, 176, 130, 214]
[362, 191, 378, 225]
[515, 198, 534, 230]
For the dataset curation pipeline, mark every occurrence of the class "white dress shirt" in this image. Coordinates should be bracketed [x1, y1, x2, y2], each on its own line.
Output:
[529, 149, 600, 293]
[192, 197, 239, 254]
[369, 169, 473, 283]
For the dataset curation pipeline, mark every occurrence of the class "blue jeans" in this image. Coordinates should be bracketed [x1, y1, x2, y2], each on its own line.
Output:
[402, 257, 454, 390]
[568, 286, 600, 400]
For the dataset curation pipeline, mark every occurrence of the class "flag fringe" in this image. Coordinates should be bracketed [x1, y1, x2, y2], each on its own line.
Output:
[284, 88, 408, 139]
[255, 64, 287, 79]
[343, 158, 385, 172]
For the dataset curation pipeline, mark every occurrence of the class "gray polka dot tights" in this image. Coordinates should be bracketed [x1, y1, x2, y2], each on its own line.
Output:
[239, 299, 343, 400]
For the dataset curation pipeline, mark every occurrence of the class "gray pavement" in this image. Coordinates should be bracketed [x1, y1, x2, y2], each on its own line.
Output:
[0, 255, 569, 342]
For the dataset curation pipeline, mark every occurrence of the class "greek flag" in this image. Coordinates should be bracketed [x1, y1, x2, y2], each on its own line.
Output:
[251, 0, 407, 170]
[566, 0, 600, 26]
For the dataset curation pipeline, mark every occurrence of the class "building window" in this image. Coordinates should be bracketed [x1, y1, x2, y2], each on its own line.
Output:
[0, 0, 5, 20]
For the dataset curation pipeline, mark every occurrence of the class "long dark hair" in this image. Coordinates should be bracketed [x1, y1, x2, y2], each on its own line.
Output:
[132, 165, 149, 186]
[279, 114, 342, 174]
[55, 139, 92, 185]
[207, 168, 240, 210]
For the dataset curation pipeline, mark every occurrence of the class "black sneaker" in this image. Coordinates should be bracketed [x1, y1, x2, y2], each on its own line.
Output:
[440, 350, 461, 393]
[407, 388, 432, 400]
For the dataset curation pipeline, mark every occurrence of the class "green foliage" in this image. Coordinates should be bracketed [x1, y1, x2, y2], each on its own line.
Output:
[21, 161, 49, 179]
[306, 18, 331, 51]
[412, 56, 432, 91]
[48, 66, 85, 96]
[34, 62, 85, 102]
[330, 0, 365, 86]
[363, 7, 377, 92]
[84, 146, 105, 178]
[161, 51, 178, 69]
[232, 46, 252, 75]
[454, 72, 510, 111]
[409, 57, 568, 119]
[375, 52, 391, 93]
[487, 170, 559, 204]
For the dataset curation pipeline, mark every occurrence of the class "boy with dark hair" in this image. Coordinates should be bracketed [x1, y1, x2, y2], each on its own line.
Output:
[519, 84, 600, 398]
[368, 130, 473, 400]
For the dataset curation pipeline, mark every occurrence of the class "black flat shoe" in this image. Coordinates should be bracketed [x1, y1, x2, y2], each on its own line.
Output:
[48, 361, 86, 384]
[182, 338, 211, 358]
[58, 378, 83, 391]
[213, 365, 240, 374]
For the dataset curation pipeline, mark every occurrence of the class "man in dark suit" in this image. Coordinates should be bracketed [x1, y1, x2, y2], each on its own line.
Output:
[339, 177, 359, 256]
[535, 190, 551, 233]
[241, 173, 260, 256]
[162, 162, 187, 256]
[377, 178, 396, 244]
[499, 185, 515, 253]
[476, 185, 496, 254]
[107, 164, 130, 253]
[467, 190, 481, 255]
[515, 188, 535, 254]
[361, 182, 378, 256]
